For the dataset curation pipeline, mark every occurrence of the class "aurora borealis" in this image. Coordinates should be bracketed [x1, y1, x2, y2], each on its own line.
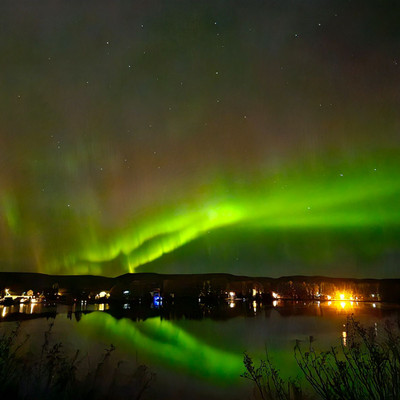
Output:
[78, 313, 244, 381]
[1, 1, 399, 277]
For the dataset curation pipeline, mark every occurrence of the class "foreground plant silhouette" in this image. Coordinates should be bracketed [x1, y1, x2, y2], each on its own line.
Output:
[242, 316, 400, 400]
[0, 323, 155, 399]
[241, 349, 303, 400]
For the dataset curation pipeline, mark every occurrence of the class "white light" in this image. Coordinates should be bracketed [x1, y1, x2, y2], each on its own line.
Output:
[342, 331, 347, 346]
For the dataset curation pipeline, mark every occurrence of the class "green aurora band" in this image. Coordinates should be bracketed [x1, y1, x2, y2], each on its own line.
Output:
[55, 153, 400, 276]
[1, 1, 400, 279]
[1, 152, 399, 276]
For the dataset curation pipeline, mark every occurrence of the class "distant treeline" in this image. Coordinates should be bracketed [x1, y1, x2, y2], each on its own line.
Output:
[1, 272, 400, 303]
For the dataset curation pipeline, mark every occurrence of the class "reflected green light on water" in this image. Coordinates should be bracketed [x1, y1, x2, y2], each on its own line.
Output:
[78, 312, 244, 383]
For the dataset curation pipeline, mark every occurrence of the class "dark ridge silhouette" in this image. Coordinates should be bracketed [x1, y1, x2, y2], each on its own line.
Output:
[1, 272, 400, 302]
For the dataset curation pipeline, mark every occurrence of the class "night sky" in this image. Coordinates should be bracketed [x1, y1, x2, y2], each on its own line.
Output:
[1, 1, 399, 278]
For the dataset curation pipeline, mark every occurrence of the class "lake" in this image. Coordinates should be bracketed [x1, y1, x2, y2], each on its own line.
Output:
[1, 300, 399, 399]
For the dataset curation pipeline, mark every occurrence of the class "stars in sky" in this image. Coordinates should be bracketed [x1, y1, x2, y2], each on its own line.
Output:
[0, 1, 399, 277]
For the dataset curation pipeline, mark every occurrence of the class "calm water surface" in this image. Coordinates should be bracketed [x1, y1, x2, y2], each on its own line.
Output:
[1, 301, 399, 399]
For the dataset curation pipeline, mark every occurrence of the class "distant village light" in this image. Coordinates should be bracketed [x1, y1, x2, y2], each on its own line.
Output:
[96, 291, 110, 300]
[342, 331, 347, 346]
[153, 293, 162, 307]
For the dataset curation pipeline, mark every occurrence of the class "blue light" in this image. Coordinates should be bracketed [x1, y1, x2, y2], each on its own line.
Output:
[153, 294, 162, 307]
